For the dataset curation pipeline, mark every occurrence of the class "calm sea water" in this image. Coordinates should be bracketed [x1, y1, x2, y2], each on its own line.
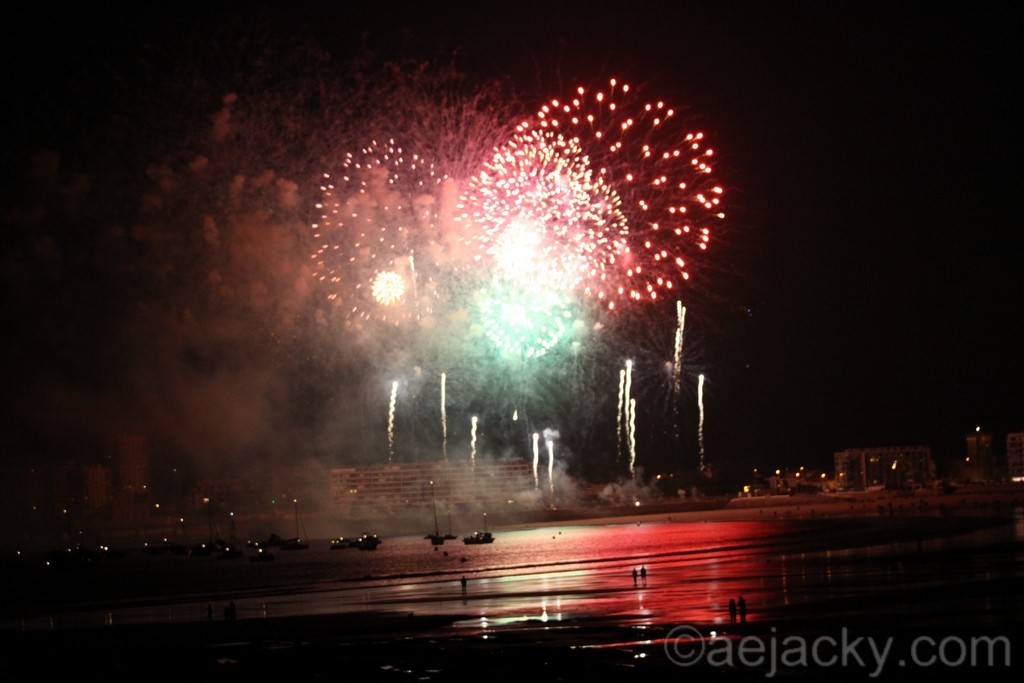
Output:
[4, 514, 1022, 633]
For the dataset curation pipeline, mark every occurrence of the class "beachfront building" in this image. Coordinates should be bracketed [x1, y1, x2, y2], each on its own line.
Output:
[1007, 431, 1024, 482]
[962, 427, 997, 482]
[114, 434, 149, 495]
[82, 463, 113, 511]
[329, 458, 535, 513]
[833, 446, 936, 491]
[759, 467, 834, 495]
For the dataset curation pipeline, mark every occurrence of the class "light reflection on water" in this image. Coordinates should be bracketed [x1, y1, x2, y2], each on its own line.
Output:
[4, 515, 1022, 633]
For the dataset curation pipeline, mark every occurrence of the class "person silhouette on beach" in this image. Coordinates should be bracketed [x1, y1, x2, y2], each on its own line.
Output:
[460, 576, 467, 593]
[728, 598, 737, 624]
[632, 567, 638, 586]
[737, 595, 746, 624]
[640, 566, 647, 585]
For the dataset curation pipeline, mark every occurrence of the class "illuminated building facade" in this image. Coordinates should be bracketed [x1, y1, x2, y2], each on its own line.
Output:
[330, 458, 534, 511]
[833, 446, 936, 490]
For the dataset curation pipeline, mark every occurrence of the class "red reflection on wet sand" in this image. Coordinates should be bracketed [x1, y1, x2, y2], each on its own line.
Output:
[6, 515, 1022, 635]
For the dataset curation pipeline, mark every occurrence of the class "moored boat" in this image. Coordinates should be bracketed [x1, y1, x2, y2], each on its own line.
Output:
[249, 547, 275, 562]
[358, 533, 382, 550]
[462, 530, 494, 545]
[279, 499, 310, 550]
[462, 513, 494, 544]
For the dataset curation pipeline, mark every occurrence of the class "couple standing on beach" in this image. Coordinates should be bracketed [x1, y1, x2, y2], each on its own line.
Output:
[631, 566, 647, 586]
[728, 596, 746, 624]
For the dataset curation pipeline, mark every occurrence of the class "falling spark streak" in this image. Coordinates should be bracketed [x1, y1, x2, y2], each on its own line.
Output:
[614, 368, 622, 464]
[440, 373, 447, 461]
[628, 397, 637, 480]
[470, 416, 478, 467]
[547, 439, 555, 495]
[408, 252, 419, 317]
[673, 301, 686, 439]
[388, 381, 398, 462]
[532, 433, 540, 489]
[624, 360, 634, 477]
[697, 373, 706, 473]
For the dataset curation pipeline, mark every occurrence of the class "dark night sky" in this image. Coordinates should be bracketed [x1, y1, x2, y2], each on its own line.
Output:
[1, 2, 1021, 482]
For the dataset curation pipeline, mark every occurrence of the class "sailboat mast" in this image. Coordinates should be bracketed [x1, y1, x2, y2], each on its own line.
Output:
[205, 497, 213, 543]
[431, 481, 439, 535]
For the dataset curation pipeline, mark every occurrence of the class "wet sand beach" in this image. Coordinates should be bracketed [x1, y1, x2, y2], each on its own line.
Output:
[4, 492, 1023, 681]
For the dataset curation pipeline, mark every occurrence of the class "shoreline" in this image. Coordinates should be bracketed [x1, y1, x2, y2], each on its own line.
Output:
[3, 509, 1022, 681]
[11, 484, 1022, 554]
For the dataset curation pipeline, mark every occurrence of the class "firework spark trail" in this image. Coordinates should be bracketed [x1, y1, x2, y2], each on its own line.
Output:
[532, 432, 540, 489]
[697, 373, 706, 473]
[388, 381, 398, 462]
[546, 438, 555, 495]
[624, 359, 634, 477]
[616, 367, 626, 464]
[440, 372, 447, 461]
[673, 301, 686, 439]
[470, 415, 478, 467]
[628, 397, 637, 480]
[520, 78, 725, 309]
[408, 252, 419, 308]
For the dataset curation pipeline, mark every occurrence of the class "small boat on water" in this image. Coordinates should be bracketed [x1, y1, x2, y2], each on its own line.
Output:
[358, 533, 382, 550]
[331, 533, 382, 550]
[280, 499, 310, 550]
[143, 539, 187, 556]
[426, 481, 446, 545]
[249, 547, 275, 562]
[217, 542, 244, 560]
[462, 513, 495, 544]
[189, 542, 214, 557]
[462, 530, 494, 545]
[45, 544, 125, 567]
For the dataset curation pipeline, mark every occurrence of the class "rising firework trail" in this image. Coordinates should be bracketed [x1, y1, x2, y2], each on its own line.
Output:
[470, 415, 478, 467]
[621, 359, 635, 477]
[440, 372, 447, 461]
[697, 373, 706, 473]
[673, 301, 686, 439]
[616, 366, 626, 465]
[628, 397, 637, 480]
[388, 380, 398, 462]
[532, 432, 540, 489]
[546, 437, 555, 496]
